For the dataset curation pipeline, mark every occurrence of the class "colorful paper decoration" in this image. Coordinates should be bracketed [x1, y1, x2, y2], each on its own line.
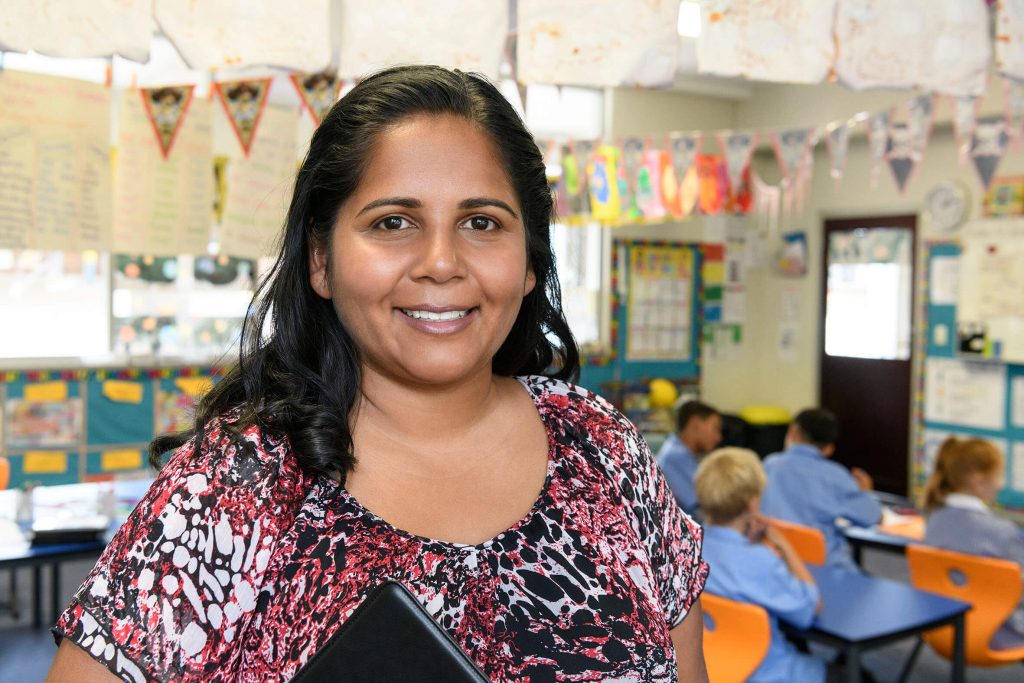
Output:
[908, 94, 935, 154]
[886, 123, 917, 195]
[0, 0, 151, 61]
[665, 133, 702, 218]
[619, 137, 645, 221]
[772, 128, 814, 182]
[213, 78, 272, 156]
[834, 0, 990, 96]
[290, 69, 342, 126]
[953, 95, 979, 164]
[637, 148, 667, 220]
[971, 117, 1010, 190]
[696, 154, 728, 215]
[587, 145, 622, 223]
[997, 0, 1024, 80]
[826, 120, 852, 184]
[717, 131, 758, 194]
[867, 109, 891, 188]
[697, 0, 836, 84]
[777, 231, 809, 277]
[139, 85, 195, 159]
[517, 0, 680, 87]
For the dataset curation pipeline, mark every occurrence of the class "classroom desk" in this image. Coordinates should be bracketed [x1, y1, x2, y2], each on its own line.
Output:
[780, 565, 969, 683]
[0, 540, 106, 628]
[844, 525, 919, 565]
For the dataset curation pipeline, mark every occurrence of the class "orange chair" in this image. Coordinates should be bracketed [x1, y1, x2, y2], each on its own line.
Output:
[906, 544, 1024, 667]
[767, 518, 826, 566]
[701, 593, 771, 683]
[0, 457, 8, 490]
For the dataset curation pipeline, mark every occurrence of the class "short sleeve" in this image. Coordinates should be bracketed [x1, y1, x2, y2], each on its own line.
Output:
[52, 418, 311, 683]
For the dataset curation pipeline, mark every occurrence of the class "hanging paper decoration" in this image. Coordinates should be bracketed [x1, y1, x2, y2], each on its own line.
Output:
[213, 79, 273, 157]
[907, 94, 934, 154]
[867, 110, 891, 188]
[154, 0, 331, 72]
[825, 120, 852, 184]
[696, 154, 728, 215]
[697, 0, 836, 84]
[618, 137, 645, 221]
[680, 167, 700, 218]
[771, 128, 813, 182]
[290, 69, 342, 126]
[952, 96, 979, 164]
[517, 0, 679, 87]
[996, 0, 1024, 80]
[658, 152, 683, 217]
[717, 131, 758, 194]
[886, 123, 917, 195]
[0, 0, 151, 61]
[834, 0, 989, 96]
[587, 145, 622, 223]
[971, 117, 1010, 191]
[1004, 77, 1024, 146]
[555, 143, 587, 218]
[139, 85, 196, 159]
[666, 133, 702, 217]
[637, 147, 667, 220]
[751, 170, 781, 236]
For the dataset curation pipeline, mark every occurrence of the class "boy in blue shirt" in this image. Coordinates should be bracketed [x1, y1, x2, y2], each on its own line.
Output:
[696, 447, 827, 683]
[760, 408, 881, 571]
[655, 400, 721, 516]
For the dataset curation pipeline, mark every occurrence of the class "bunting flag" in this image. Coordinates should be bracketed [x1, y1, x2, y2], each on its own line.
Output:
[696, 154, 727, 216]
[1004, 77, 1024, 147]
[867, 110, 891, 188]
[290, 69, 342, 126]
[139, 85, 195, 159]
[771, 128, 813, 182]
[212, 78, 272, 156]
[886, 123, 917, 194]
[587, 144, 622, 222]
[637, 146, 667, 220]
[825, 120, 852, 184]
[952, 95, 979, 164]
[717, 131, 758, 195]
[619, 137, 645, 220]
[971, 117, 1010, 190]
[907, 94, 935, 155]
[665, 133, 701, 218]
[751, 170, 781, 236]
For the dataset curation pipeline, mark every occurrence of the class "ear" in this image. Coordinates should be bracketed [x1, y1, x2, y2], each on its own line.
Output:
[523, 267, 537, 296]
[309, 242, 332, 299]
[821, 443, 835, 457]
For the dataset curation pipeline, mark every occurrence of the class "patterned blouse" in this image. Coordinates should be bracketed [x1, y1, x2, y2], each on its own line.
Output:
[55, 376, 708, 682]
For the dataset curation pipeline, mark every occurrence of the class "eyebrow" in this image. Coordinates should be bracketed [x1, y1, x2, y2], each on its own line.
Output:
[355, 196, 519, 219]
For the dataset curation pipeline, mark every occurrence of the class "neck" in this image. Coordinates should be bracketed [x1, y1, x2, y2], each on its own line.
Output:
[723, 513, 751, 535]
[679, 432, 701, 455]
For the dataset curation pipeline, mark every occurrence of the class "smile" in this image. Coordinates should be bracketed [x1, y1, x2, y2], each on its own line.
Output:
[400, 308, 472, 321]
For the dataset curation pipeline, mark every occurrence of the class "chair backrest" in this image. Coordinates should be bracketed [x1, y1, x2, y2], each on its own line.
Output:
[0, 457, 9, 490]
[701, 593, 771, 683]
[767, 517, 826, 565]
[906, 544, 1024, 666]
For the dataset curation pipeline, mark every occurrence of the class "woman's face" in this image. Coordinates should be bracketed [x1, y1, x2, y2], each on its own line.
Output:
[310, 114, 536, 388]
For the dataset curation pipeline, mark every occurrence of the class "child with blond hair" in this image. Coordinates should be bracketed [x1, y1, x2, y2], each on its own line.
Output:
[924, 436, 1024, 649]
[697, 447, 827, 682]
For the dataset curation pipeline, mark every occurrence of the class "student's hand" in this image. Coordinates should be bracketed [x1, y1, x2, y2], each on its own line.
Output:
[851, 467, 873, 491]
[745, 514, 768, 544]
[762, 524, 789, 553]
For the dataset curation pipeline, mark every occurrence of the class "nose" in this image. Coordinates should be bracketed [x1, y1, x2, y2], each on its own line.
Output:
[409, 224, 465, 283]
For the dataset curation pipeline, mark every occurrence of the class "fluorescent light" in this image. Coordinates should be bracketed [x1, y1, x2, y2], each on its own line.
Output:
[678, 1, 702, 38]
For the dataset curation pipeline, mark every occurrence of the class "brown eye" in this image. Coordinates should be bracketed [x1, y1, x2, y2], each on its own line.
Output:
[466, 216, 497, 231]
[377, 216, 409, 230]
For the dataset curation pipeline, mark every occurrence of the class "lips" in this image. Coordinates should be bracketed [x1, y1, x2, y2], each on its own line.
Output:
[400, 308, 471, 321]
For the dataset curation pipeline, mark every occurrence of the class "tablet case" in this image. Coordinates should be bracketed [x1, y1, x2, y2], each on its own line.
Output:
[291, 581, 492, 683]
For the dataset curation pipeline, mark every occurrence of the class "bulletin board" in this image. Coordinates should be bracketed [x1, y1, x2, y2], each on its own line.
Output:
[0, 367, 220, 489]
[922, 239, 1024, 508]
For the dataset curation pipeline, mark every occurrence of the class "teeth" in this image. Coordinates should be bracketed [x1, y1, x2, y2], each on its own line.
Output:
[402, 309, 469, 321]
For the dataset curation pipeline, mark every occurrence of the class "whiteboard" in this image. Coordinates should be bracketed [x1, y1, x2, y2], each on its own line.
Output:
[957, 219, 1024, 363]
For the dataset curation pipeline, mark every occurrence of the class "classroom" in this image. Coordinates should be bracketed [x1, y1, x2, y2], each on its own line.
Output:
[2, 2, 1024, 682]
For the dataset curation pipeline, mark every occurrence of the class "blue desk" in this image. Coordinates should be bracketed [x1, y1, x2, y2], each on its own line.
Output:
[0, 541, 106, 628]
[844, 525, 919, 565]
[780, 566, 969, 683]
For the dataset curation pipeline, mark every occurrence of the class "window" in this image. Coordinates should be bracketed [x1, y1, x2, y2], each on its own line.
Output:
[551, 222, 610, 354]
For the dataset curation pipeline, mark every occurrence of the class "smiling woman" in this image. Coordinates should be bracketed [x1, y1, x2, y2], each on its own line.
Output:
[47, 65, 709, 683]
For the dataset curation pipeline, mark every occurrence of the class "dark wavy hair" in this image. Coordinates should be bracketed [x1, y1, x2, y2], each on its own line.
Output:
[150, 65, 579, 482]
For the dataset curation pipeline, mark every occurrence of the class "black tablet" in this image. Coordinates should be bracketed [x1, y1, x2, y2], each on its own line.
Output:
[291, 581, 492, 683]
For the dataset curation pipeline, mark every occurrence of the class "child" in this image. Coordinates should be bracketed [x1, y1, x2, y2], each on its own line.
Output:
[656, 400, 722, 516]
[924, 437, 1024, 649]
[696, 447, 827, 683]
[759, 408, 881, 570]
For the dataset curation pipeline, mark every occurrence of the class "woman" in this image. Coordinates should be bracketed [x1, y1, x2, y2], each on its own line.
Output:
[48, 65, 708, 682]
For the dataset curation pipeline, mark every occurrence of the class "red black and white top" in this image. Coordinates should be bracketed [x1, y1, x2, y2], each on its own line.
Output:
[55, 376, 708, 682]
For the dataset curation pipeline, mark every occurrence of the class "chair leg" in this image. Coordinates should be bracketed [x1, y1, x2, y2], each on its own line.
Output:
[896, 637, 925, 683]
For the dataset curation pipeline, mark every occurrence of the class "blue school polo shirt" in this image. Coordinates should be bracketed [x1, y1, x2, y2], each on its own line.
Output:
[703, 525, 826, 683]
[760, 443, 882, 571]
[655, 433, 699, 515]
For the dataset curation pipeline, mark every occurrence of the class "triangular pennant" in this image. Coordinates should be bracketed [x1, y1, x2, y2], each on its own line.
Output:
[907, 94, 934, 155]
[139, 85, 195, 159]
[1003, 76, 1024, 148]
[867, 110, 891, 188]
[213, 78, 273, 156]
[825, 120, 852, 185]
[668, 132, 702, 188]
[290, 69, 341, 126]
[717, 131, 758, 194]
[637, 143, 667, 219]
[886, 123, 917, 194]
[771, 128, 812, 181]
[971, 117, 1010, 190]
[953, 95, 979, 164]
[619, 137, 645, 220]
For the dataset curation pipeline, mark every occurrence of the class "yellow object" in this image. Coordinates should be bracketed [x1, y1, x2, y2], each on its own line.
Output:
[738, 405, 792, 426]
[702, 593, 771, 683]
[906, 545, 1024, 667]
[24, 451, 68, 474]
[702, 262, 725, 284]
[767, 517, 826, 566]
[175, 377, 213, 398]
[101, 449, 143, 471]
[648, 379, 678, 409]
[102, 380, 144, 404]
[24, 381, 68, 402]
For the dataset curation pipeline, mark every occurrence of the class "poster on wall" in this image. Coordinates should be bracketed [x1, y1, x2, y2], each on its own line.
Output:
[625, 245, 693, 361]
[5, 398, 83, 449]
[924, 357, 1006, 431]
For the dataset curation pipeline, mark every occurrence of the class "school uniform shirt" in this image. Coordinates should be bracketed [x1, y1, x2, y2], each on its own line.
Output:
[925, 493, 1024, 649]
[702, 525, 826, 683]
[53, 376, 709, 683]
[655, 434, 700, 515]
[760, 443, 881, 571]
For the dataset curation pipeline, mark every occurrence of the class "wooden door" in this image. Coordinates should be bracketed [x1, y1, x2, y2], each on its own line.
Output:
[820, 216, 916, 494]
